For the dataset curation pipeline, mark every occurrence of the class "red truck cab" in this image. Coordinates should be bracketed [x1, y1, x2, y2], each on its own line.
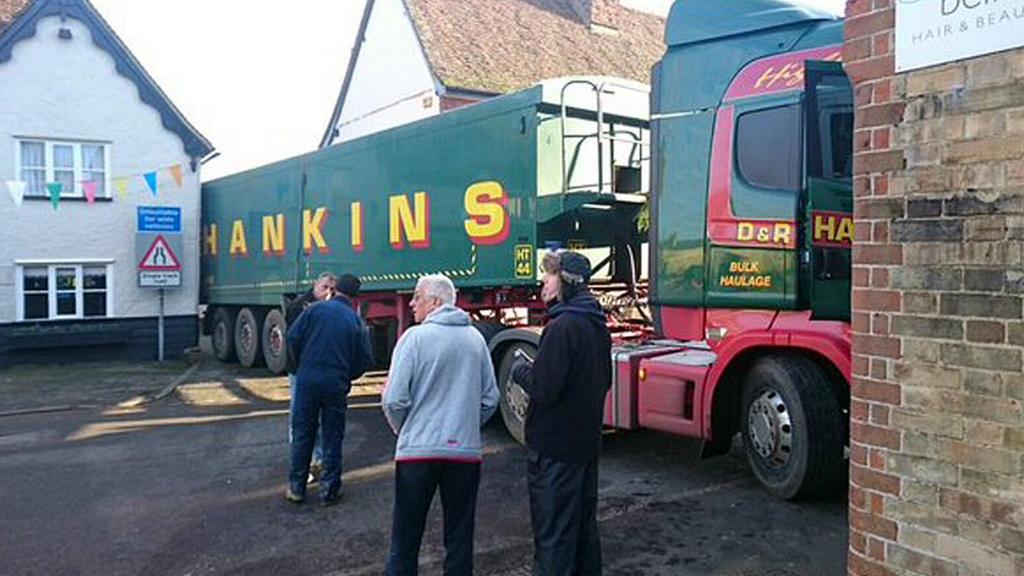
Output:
[604, 0, 854, 500]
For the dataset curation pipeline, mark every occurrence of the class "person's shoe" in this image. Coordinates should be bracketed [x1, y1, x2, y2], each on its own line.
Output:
[308, 461, 323, 485]
[284, 487, 305, 504]
[320, 488, 342, 508]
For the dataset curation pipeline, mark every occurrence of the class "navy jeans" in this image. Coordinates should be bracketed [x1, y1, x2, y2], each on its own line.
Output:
[386, 460, 481, 576]
[289, 374, 322, 464]
[289, 376, 348, 499]
[528, 450, 602, 576]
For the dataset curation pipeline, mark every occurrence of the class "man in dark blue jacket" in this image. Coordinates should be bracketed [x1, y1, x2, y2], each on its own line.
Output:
[286, 280, 373, 506]
[285, 272, 337, 480]
[512, 250, 612, 576]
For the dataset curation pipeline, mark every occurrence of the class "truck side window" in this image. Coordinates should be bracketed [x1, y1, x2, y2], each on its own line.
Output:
[809, 93, 853, 180]
[735, 104, 801, 191]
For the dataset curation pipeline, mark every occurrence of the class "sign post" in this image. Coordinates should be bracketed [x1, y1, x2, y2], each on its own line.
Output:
[137, 207, 183, 361]
[159, 288, 165, 362]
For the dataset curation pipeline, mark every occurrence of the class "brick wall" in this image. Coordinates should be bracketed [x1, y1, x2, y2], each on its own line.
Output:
[845, 2, 1024, 575]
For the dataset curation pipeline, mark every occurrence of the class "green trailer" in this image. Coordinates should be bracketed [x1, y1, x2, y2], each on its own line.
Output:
[201, 76, 650, 375]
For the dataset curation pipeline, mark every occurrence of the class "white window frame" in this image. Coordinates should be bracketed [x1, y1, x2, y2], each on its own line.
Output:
[52, 266, 81, 319]
[14, 139, 112, 198]
[14, 260, 115, 321]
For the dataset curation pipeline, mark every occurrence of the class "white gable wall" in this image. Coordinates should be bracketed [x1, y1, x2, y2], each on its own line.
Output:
[329, 0, 439, 145]
[0, 16, 201, 322]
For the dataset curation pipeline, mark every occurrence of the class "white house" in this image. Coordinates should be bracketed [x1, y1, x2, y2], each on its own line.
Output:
[0, 0, 214, 365]
[320, 0, 665, 146]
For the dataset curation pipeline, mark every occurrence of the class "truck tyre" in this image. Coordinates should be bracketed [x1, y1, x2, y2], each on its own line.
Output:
[497, 342, 535, 444]
[211, 307, 237, 363]
[261, 308, 287, 375]
[740, 355, 845, 500]
[234, 307, 266, 368]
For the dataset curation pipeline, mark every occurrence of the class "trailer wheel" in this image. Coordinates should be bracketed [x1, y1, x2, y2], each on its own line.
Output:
[211, 307, 237, 363]
[740, 355, 846, 500]
[497, 342, 535, 444]
[234, 307, 266, 368]
[261, 309, 287, 375]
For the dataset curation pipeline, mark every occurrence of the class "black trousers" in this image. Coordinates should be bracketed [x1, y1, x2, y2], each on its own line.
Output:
[528, 450, 602, 576]
[386, 460, 481, 576]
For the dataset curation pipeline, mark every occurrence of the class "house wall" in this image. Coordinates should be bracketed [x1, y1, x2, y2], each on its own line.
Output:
[844, 2, 1024, 575]
[0, 15, 201, 361]
[329, 0, 439, 145]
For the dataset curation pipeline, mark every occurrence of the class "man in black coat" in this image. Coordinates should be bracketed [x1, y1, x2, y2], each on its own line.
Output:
[512, 250, 611, 576]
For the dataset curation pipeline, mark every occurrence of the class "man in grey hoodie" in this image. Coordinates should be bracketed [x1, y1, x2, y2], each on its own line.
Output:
[382, 274, 499, 576]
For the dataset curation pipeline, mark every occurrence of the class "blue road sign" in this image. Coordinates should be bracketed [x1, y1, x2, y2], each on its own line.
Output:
[137, 206, 181, 233]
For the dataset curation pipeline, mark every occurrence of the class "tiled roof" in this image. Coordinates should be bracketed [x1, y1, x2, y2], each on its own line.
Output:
[404, 0, 665, 94]
[0, 0, 31, 31]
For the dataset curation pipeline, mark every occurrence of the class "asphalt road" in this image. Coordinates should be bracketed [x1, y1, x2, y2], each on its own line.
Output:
[0, 379, 848, 576]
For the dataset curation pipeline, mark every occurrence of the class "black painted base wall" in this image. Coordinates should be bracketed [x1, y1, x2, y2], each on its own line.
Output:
[0, 315, 198, 366]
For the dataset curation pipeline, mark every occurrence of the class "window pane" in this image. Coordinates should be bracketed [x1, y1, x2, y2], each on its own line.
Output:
[20, 141, 44, 167]
[82, 145, 105, 170]
[56, 292, 76, 315]
[24, 169, 46, 195]
[54, 144, 74, 169]
[84, 292, 107, 317]
[23, 267, 48, 291]
[83, 267, 106, 289]
[84, 172, 106, 195]
[56, 268, 76, 290]
[55, 170, 75, 196]
[24, 294, 48, 319]
[736, 105, 801, 191]
[828, 112, 854, 179]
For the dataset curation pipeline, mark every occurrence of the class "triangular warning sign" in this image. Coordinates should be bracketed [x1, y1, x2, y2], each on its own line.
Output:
[139, 235, 181, 271]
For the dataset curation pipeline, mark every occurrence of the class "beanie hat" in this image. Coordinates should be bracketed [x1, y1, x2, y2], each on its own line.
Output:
[337, 273, 361, 297]
[542, 250, 592, 285]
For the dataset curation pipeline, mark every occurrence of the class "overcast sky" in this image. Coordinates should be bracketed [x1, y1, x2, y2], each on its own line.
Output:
[91, 0, 846, 181]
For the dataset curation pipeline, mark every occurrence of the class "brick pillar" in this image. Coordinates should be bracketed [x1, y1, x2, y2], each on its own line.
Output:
[845, 2, 1024, 576]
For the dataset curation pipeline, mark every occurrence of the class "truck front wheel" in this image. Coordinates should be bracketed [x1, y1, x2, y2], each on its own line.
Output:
[234, 307, 266, 368]
[261, 308, 287, 375]
[211, 307, 237, 363]
[497, 343, 535, 444]
[740, 355, 846, 500]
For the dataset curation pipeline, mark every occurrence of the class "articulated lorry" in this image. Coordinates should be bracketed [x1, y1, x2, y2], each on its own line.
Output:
[202, 0, 853, 499]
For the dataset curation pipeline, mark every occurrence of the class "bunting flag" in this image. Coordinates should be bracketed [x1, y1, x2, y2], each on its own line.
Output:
[3, 160, 185, 209]
[169, 164, 183, 188]
[144, 172, 158, 196]
[114, 177, 129, 200]
[5, 180, 26, 208]
[47, 183, 62, 210]
[83, 181, 98, 205]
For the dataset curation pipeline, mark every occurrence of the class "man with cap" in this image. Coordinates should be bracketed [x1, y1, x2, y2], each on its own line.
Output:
[511, 250, 612, 576]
